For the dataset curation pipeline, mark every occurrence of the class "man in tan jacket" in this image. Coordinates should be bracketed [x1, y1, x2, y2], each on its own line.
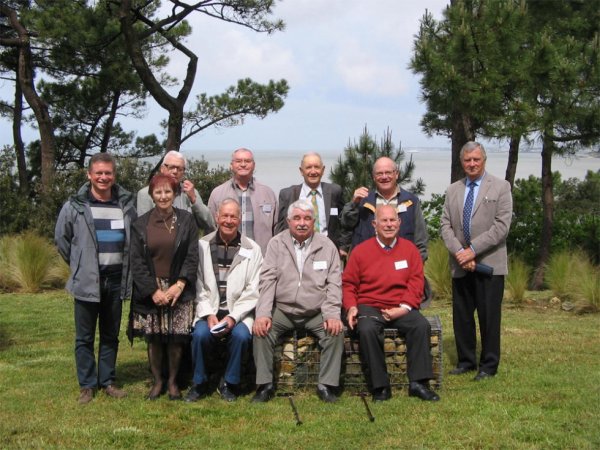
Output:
[252, 199, 344, 403]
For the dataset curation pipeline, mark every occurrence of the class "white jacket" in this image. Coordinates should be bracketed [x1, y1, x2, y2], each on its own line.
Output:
[194, 231, 263, 332]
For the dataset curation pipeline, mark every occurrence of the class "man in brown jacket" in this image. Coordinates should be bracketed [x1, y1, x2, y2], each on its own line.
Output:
[252, 199, 344, 403]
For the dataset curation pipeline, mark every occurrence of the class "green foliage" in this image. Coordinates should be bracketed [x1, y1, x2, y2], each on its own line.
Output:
[186, 157, 230, 201]
[509, 170, 600, 266]
[424, 239, 452, 301]
[330, 126, 424, 202]
[0, 232, 67, 293]
[422, 193, 445, 241]
[545, 250, 575, 299]
[505, 256, 530, 305]
[572, 259, 600, 310]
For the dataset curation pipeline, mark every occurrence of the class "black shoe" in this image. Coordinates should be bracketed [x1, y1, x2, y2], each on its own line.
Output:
[218, 380, 238, 402]
[372, 386, 392, 402]
[316, 384, 338, 403]
[185, 384, 208, 402]
[251, 383, 274, 403]
[473, 371, 495, 381]
[408, 382, 440, 402]
[449, 366, 476, 375]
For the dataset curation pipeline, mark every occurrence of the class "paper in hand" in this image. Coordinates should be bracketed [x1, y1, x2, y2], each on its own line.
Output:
[210, 321, 228, 334]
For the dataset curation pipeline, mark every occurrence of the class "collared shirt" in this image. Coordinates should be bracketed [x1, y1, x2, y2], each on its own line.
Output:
[232, 178, 255, 241]
[463, 172, 485, 211]
[211, 231, 242, 309]
[375, 186, 400, 206]
[300, 183, 328, 236]
[292, 235, 313, 276]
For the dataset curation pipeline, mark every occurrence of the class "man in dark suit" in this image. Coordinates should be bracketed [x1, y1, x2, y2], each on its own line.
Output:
[440, 141, 512, 381]
[276, 152, 349, 253]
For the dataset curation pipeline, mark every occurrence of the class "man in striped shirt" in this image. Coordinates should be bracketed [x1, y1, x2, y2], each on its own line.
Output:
[55, 153, 136, 404]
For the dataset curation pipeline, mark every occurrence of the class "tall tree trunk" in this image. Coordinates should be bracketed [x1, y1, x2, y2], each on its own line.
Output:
[12, 73, 29, 195]
[450, 111, 475, 183]
[532, 135, 554, 289]
[1, 5, 56, 194]
[100, 92, 121, 154]
[504, 134, 520, 188]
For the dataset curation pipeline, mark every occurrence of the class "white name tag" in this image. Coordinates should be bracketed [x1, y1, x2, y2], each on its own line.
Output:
[397, 204, 407, 213]
[313, 260, 328, 270]
[238, 247, 252, 259]
[330, 207, 338, 216]
[262, 204, 272, 213]
[111, 219, 124, 229]
[395, 260, 408, 270]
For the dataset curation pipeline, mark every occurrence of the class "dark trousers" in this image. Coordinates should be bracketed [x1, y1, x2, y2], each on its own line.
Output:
[356, 305, 433, 390]
[74, 276, 122, 388]
[191, 320, 252, 385]
[452, 273, 504, 374]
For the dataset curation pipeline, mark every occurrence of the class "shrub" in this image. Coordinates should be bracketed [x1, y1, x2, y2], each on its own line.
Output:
[569, 255, 600, 311]
[505, 256, 530, 305]
[424, 239, 452, 301]
[545, 250, 572, 299]
[1, 232, 67, 293]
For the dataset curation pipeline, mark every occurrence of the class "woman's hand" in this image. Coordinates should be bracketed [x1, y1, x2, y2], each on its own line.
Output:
[151, 289, 169, 306]
[165, 281, 185, 306]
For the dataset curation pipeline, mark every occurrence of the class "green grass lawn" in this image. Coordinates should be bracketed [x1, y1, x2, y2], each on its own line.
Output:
[1, 292, 599, 449]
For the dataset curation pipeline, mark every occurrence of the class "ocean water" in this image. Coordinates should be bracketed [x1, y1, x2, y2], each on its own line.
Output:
[189, 148, 600, 200]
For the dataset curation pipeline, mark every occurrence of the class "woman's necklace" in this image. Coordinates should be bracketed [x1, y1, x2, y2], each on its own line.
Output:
[158, 210, 177, 234]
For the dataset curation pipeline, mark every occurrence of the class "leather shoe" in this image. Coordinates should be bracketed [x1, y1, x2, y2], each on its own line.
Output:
[316, 384, 338, 403]
[185, 383, 209, 402]
[78, 388, 94, 405]
[251, 383, 275, 403]
[372, 386, 392, 402]
[218, 380, 238, 402]
[473, 371, 495, 381]
[449, 366, 476, 375]
[408, 382, 440, 402]
[103, 384, 127, 399]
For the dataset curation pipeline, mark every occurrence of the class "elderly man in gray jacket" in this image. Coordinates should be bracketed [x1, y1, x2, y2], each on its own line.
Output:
[55, 153, 136, 404]
[252, 199, 344, 403]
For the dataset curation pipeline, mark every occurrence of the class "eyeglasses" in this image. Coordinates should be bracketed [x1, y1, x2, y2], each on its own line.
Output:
[163, 163, 185, 172]
[374, 170, 396, 179]
[232, 159, 254, 164]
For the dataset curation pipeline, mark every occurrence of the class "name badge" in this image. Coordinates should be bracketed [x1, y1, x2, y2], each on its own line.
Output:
[238, 247, 252, 259]
[313, 260, 328, 270]
[262, 204, 272, 213]
[394, 260, 408, 270]
[397, 204, 407, 213]
[111, 219, 124, 229]
[330, 207, 338, 216]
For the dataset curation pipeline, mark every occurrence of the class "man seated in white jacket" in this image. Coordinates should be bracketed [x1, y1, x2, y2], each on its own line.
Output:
[185, 198, 263, 402]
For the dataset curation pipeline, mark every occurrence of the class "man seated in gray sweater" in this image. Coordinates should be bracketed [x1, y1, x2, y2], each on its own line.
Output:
[252, 199, 344, 403]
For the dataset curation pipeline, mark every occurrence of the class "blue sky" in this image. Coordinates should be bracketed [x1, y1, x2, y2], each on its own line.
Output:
[0, 1, 452, 153]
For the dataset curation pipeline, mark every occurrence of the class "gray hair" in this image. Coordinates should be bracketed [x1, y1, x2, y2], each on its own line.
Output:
[460, 141, 487, 161]
[300, 152, 323, 167]
[164, 150, 187, 167]
[231, 147, 254, 161]
[218, 198, 241, 218]
[287, 199, 314, 220]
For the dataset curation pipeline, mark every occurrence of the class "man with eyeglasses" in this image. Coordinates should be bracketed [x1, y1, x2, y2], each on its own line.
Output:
[208, 148, 277, 255]
[137, 150, 215, 233]
[340, 156, 428, 261]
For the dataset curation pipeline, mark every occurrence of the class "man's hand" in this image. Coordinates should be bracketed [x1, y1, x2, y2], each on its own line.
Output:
[207, 314, 219, 330]
[455, 247, 475, 266]
[461, 260, 476, 272]
[323, 318, 344, 336]
[381, 307, 409, 322]
[182, 180, 196, 204]
[212, 316, 235, 337]
[253, 316, 272, 337]
[346, 306, 358, 330]
[352, 187, 369, 204]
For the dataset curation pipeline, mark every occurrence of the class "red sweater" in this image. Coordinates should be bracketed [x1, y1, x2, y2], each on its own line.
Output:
[342, 237, 424, 310]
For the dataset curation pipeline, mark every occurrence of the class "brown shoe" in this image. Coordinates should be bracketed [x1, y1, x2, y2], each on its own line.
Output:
[103, 384, 127, 399]
[78, 388, 94, 404]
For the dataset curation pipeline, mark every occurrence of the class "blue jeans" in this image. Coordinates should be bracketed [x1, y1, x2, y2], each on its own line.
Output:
[74, 275, 122, 389]
[191, 320, 251, 385]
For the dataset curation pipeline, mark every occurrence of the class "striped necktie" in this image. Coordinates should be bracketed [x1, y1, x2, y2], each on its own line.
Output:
[463, 181, 476, 244]
[310, 190, 320, 232]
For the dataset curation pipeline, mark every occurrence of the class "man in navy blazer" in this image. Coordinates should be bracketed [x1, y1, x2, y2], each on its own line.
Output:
[275, 152, 350, 253]
[441, 141, 512, 381]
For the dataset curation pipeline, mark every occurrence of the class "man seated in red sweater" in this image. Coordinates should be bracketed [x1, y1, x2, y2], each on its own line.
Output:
[343, 205, 440, 402]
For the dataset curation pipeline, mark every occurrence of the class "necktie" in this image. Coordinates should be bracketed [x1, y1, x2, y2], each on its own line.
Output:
[463, 182, 476, 244]
[310, 190, 320, 232]
[384, 245, 392, 252]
